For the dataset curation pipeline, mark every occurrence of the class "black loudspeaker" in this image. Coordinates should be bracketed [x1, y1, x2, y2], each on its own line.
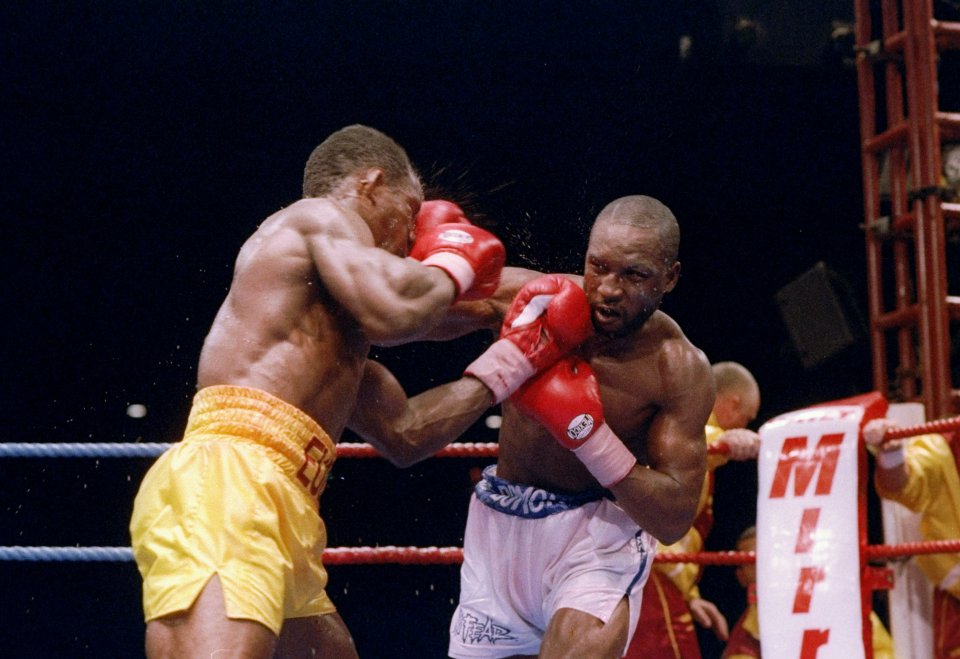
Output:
[775, 262, 864, 369]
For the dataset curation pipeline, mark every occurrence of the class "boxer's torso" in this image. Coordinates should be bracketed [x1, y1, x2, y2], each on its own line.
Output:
[197, 198, 378, 441]
[497, 309, 684, 493]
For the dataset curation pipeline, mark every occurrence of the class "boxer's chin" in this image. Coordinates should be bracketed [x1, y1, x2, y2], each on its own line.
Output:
[593, 306, 656, 337]
[592, 308, 623, 335]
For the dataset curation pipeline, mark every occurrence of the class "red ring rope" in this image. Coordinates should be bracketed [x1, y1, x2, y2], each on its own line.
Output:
[882, 415, 960, 440]
[337, 441, 734, 458]
[316, 539, 960, 566]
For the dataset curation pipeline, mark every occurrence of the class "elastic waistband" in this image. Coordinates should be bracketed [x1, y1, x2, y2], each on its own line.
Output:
[183, 385, 336, 491]
[475, 465, 606, 518]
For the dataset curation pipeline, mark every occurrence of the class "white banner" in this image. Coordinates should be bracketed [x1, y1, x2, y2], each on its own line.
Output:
[756, 403, 866, 658]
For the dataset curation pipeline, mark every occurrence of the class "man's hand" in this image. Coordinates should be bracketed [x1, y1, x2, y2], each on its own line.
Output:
[513, 356, 637, 488]
[863, 418, 897, 451]
[716, 428, 760, 460]
[409, 200, 505, 301]
[863, 417, 906, 469]
[465, 274, 592, 403]
[689, 598, 729, 641]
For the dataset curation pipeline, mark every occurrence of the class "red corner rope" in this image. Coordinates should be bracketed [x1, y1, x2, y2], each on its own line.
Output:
[863, 539, 960, 560]
[319, 540, 960, 566]
[319, 547, 758, 567]
[883, 415, 960, 440]
[313, 547, 742, 566]
[313, 547, 730, 566]
[336, 441, 732, 459]
[318, 547, 753, 566]
[335, 442, 500, 459]
[322, 546, 464, 565]
[654, 550, 754, 566]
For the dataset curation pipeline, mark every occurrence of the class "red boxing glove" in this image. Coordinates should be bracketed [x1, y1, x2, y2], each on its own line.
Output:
[465, 274, 592, 403]
[514, 356, 637, 488]
[414, 199, 470, 234]
[409, 200, 505, 302]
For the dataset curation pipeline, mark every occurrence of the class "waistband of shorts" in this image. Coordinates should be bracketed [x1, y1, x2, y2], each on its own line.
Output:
[183, 385, 337, 474]
[474, 465, 607, 518]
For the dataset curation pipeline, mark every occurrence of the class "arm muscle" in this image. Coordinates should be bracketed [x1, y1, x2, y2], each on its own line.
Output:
[347, 360, 493, 467]
[610, 344, 714, 543]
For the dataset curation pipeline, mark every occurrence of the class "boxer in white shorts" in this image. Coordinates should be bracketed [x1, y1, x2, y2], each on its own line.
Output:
[444, 196, 714, 657]
[449, 466, 656, 658]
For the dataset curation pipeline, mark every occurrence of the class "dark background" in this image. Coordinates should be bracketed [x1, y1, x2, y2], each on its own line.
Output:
[2, 1, 944, 657]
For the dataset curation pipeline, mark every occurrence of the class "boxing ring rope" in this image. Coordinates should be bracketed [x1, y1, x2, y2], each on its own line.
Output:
[3, 415, 958, 568]
[0, 441, 501, 459]
[877, 415, 960, 441]
[5, 540, 960, 565]
[0, 440, 728, 564]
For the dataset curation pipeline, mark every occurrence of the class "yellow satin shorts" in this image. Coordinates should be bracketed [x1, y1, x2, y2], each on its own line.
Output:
[130, 385, 338, 635]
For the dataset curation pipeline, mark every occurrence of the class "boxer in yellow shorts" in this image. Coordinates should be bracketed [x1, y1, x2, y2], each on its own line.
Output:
[130, 385, 338, 636]
[126, 126, 523, 658]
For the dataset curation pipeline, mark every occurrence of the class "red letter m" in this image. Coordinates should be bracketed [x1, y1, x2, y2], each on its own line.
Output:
[768, 433, 844, 498]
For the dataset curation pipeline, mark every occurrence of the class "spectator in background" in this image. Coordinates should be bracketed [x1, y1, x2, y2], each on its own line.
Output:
[722, 525, 760, 658]
[626, 361, 761, 658]
[865, 417, 960, 658]
[722, 525, 895, 658]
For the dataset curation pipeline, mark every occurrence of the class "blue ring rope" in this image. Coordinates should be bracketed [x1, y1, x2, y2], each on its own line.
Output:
[0, 546, 134, 561]
[0, 443, 173, 458]
[0, 442, 486, 562]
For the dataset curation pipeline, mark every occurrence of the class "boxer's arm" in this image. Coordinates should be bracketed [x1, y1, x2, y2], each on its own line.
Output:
[874, 450, 909, 493]
[419, 267, 579, 341]
[610, 342, 714, 544]
[302, 219, 460, 345]
[347, 359, 493, 467]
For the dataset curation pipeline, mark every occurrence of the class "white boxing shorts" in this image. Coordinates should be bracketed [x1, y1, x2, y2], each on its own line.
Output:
[448, 465, 656, 658]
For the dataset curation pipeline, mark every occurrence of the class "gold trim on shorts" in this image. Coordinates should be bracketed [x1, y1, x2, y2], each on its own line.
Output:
[184, 385, 337, 498]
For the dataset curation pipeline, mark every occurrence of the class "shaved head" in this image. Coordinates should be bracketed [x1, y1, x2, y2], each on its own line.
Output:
[712, 361, 759, 397]
[592, 195, 680, 265]
[711, 361, 761, 429]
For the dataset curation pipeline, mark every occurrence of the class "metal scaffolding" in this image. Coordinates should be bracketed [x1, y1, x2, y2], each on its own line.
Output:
[853, 0, 960, 419]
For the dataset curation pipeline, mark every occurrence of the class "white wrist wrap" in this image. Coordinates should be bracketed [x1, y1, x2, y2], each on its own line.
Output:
[465, 339, 535, 404]
[877, 444, 906, 469]
[421, 253, 475, 299]
[572, 423, 637, 488]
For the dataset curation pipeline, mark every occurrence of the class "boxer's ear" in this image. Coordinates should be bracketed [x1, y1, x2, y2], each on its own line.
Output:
[356, 167, 385, 203]
[663, 260, 681, 292]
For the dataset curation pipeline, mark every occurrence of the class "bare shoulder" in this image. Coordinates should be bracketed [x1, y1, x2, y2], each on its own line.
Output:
[233, 198, 372, 275]
[651, 311, 713, 401]
[261, 197, 369, 244]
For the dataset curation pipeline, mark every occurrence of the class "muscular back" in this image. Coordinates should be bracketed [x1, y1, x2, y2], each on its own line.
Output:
[198, 198, 373, 439]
